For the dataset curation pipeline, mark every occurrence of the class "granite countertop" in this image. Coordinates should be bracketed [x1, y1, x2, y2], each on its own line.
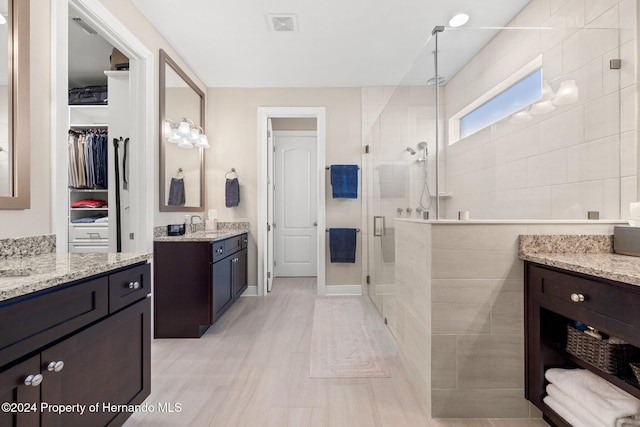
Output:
[154, 228, 248, 243]
[518, 234, 640, 286]
[0, 252, 152, 302]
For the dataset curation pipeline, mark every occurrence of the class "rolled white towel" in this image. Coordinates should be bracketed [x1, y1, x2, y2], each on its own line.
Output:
[546, 368, 640, 426]
[544, 395, 599, 427]
[546, 384, 603, 427]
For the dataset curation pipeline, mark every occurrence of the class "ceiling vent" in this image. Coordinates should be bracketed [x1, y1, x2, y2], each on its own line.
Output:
[268, 14, 298, 32]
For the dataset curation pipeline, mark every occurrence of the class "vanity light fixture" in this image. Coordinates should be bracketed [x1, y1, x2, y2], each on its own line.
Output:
[164, 118, 210, 149]
[448, 13, 469, 28]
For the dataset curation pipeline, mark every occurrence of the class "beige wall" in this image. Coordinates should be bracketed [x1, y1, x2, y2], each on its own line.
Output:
[0, 0, 51, 238]
[97, 0, 207, 227]
[207, 88, 362, 287]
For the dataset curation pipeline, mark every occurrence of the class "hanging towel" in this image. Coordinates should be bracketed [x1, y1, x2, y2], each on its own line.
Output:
[168, 177, 186, 206]
[330, 165, 359, 199]
[226, 178, 240, 207]
[546, 368, 640, 427]
[329, 228, 357, 263]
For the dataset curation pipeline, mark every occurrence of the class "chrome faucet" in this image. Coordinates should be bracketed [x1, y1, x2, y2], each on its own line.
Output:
[190, 215, 202, 233]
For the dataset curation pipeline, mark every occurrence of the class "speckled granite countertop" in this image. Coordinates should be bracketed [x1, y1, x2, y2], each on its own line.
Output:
[0, 252, 152, 302]
[154, 228, 248, 243]
[519, 234, 640, 286]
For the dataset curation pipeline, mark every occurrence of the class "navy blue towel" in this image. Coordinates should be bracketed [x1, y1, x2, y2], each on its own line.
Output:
[330, 165, 359, 199]
[226, 178, 240, 207]
[167, 177, 185, 206]
[329, 228, 357, 263]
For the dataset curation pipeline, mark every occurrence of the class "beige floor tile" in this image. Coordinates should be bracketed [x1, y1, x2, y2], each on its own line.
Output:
[123, 277, 541, 427]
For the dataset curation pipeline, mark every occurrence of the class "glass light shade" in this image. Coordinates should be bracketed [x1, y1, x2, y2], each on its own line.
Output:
[529, 100, 556, 115]
[188, 128, 201, 142]
[553, 80, 579, 105]
[178, 138, 193, 148]
[168, 133, 182, 144]
[509, 109, 533, 124]
[196, 134, 210, 148]
[163, 121, 173, 138]
[178, 120, 191, 136]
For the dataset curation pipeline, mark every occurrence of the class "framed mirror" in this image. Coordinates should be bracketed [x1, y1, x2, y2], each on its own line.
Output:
[0, 0, 30, 209]
[159, 49, 205, 212]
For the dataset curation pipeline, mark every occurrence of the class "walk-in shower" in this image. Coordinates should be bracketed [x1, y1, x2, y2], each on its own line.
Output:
[364, 11, 628, 336]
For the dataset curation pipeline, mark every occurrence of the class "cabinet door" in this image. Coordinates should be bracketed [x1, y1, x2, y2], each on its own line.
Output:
[0, 355, 39, 427]
[41, 298, 150, 427]
[212, 257, 233, 319]
[233, 248, 248, 298]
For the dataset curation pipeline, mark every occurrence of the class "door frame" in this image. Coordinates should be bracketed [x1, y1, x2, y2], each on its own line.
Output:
[257, 107, 326, 296]
[51, 0, 154, 253]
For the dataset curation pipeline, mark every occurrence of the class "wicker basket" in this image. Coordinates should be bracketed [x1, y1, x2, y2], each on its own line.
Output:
[631, 363, 640, 383]
[565, 324, 638, 374]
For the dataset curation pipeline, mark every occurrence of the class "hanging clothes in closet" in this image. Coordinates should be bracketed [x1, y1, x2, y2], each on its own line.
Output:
[68, 130, 108, 189]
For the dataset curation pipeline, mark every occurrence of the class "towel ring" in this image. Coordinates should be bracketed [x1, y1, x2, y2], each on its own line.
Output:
[175, 168, 184, 179]
[225, 168, 238, 179]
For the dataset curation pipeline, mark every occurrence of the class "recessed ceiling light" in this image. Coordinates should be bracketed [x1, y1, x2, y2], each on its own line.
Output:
[448, 13, 469, 28]
[267, 14, 298, 32]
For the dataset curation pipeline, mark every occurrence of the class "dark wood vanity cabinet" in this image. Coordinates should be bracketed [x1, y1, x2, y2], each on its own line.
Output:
[525, 262, 640, 427]
[154, 233, 249, 338]
[0, 262, 151, 427]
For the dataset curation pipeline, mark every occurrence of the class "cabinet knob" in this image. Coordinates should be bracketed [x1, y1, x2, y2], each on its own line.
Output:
[47, 361, 65, 372]
[570, 293, 585, 303]
[217, 248, 223, 254]
[243, 239, 248, 243]
[24, 374, 43, 387]
[128, 281, 140, 289]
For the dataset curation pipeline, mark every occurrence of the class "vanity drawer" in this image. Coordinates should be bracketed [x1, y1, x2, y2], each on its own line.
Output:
[212, 241, 225, 262]
[108, 263, 150, 313]
[0, 277, 109, 367]
[69, 224, 109, 242]
[224, 235, 242, 254]
[529, 265, 640, 337]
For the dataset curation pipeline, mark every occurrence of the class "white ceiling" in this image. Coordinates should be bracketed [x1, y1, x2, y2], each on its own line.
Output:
[68, 15, 113, 88]
[131, 0, 532, 88]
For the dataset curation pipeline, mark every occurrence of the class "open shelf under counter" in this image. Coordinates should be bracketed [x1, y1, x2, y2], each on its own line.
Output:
[525, 261, 640, 427]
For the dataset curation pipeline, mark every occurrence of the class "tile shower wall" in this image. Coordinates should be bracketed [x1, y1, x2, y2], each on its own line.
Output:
[395, 219, 618, 418]
[443, 0, 637, 220]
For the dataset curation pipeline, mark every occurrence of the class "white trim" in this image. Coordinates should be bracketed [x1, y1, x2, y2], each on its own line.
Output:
[53, 0, 155, 254]
[324, 285, 362, 296]
[257, 107, 327, 296]
[240, 286, 258, 297]
[448, 55, 543, 144]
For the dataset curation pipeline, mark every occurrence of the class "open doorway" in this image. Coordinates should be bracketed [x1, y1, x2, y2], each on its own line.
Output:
[52, 0, 154, 254]
[257, 107, 326, 296]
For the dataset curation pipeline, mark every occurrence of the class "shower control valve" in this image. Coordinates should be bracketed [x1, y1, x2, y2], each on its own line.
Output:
[406, 207, 413, 215]
[397, 207, 403, 215]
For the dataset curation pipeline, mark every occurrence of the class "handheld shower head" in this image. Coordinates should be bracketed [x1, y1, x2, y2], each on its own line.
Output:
[406, 147, 416, 155]
[418, 141, 428, 149]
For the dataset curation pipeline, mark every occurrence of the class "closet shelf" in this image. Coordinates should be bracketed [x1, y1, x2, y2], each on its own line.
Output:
[70, 208, 108, 211]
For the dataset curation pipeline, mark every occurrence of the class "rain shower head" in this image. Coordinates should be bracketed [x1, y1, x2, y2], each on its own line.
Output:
[406, 147, 416, 155]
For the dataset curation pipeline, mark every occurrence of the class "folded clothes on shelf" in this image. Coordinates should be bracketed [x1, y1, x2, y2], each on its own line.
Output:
[71, 198, 108, 208]
[71, 214, 108, 224]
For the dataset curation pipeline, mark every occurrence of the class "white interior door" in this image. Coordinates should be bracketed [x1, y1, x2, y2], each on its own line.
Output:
[266, 118, 274, 292]
[274, 131, 317, 277]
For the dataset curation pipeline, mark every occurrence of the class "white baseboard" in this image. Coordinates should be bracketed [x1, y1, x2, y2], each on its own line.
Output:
[241, 285, 258, 297]
[324, 284, 362, 296]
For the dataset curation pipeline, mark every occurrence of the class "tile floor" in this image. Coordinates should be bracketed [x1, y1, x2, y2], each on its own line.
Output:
[123, 277, 549, 426]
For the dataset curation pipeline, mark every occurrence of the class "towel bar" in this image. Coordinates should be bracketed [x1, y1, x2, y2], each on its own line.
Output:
[326, 228, 360, 232]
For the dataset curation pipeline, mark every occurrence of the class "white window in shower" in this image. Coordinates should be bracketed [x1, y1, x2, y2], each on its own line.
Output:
[449, 56, 543, 144]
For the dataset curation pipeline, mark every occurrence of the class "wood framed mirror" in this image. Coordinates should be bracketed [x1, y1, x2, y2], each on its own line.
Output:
[159, 49, 205, 212]
[0, 0, 30, 209]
